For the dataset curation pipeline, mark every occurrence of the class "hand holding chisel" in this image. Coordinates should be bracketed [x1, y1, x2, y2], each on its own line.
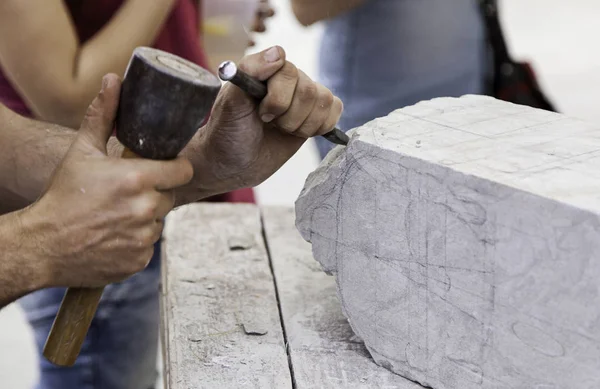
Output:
[218, 61, 349, 146]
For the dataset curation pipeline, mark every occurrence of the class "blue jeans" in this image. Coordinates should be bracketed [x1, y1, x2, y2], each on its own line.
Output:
[316, 0, 487, 158]
[19, 242, 161, 389]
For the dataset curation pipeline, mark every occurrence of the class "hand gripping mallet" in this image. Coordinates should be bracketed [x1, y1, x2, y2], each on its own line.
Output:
[43, 47, 222, 366]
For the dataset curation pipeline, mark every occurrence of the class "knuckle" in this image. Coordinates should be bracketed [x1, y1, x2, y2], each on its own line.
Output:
[296, 81, 317, 103]
[318, 89, 335, 108]
[135, 198, 159, 221]
[265, 95, 290, 115]
[132, 228, 159, 251]
[280, 62, 299, 81]
[121, 170, 146, 193]
[140, 228, 157, 246]
[237, 60, 250, 74]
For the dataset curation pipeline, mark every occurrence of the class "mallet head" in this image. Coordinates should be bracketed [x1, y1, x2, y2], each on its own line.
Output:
[116, 47, 222, 160]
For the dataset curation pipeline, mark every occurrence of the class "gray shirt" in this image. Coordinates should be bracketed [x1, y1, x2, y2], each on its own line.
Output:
[316, 0, 486, 156]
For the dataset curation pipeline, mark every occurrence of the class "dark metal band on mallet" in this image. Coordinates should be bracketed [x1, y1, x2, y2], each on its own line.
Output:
[218, 61, 349, 146]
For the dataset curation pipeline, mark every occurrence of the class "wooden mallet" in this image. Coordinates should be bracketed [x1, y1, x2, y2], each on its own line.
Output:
[43, 47, 222, 366]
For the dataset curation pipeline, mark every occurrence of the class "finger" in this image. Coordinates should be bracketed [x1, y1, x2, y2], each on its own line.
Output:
[77, 74, 122, 154]
[294, 83, 335, 138]
[258, 3, 275, 18]
[127, 246, 157, 276]
[130, 191, 173, 224]
[259, 8, 276, 18]
[252, 19, 266, 33]
[136, 222, 165, 248]
[317, 96, 344, 136]
[125, 157, 193, 192]
[128, 236, 161, 270]
[147, 157, 194, 190]
[155, 191, 176, 220]
[237, 46, 286, 81]
[258, 61, 299, 123]
[273, 70, 317, 134]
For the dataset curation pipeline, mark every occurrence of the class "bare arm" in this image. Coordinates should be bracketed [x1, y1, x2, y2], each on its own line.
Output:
[0, 209, 48, 308]
[0, 104, 73, 210]
[291, 0, 367, 26]
[0, 104, 120, 212]
[0, 0, 175, 128]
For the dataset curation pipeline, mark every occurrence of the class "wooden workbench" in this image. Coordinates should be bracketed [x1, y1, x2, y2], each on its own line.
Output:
[161, 204, 423, 389]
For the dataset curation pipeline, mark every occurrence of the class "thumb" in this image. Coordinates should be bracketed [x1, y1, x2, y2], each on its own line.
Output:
[76, 74, 122, 155]
[237, 46, 286, 81]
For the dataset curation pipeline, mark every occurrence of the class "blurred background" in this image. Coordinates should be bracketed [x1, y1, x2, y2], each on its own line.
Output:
[255, 0, 600, 205]
[1, 0, 600, 387]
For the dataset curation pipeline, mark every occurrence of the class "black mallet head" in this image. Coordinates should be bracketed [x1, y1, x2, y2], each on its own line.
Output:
[116, 47, 222, 160]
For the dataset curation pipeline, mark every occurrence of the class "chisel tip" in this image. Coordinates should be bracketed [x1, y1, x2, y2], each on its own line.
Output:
[323, 128, 350, 146]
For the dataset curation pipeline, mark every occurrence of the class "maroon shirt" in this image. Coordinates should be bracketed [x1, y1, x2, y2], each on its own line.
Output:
[0, 0, 254, 203]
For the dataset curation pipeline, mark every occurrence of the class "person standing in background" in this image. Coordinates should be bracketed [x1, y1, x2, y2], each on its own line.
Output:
[0, 1, 267, 388]
[291, 0, 487, 158]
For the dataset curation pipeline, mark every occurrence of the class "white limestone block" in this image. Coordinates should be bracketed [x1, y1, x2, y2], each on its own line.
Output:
[296, 95, 600, 389]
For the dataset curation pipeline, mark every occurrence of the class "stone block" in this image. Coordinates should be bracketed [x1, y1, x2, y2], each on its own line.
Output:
[296, 96, 600, 389]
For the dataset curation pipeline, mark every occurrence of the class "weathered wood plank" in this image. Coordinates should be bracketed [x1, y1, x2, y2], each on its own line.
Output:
[262, 206, 425, 389]
[161, 204, 292, 389]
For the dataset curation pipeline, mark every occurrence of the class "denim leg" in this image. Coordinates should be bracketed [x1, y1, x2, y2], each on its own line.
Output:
[317, 0, 486, 161]
[19, 242, 162, 389]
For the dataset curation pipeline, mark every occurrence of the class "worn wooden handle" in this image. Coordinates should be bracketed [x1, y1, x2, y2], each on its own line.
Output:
[43, 148, 138, 366]
[42, 286, 105, 366]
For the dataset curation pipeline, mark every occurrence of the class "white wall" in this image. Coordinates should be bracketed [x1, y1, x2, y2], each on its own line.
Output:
[501, 0, 600, 123]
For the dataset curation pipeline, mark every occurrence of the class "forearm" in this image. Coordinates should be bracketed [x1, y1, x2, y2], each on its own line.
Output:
[0, 107, 72, 210]
[67, 0, 175, 127]
[0, 106, 121, 212]
[0, 0, 175, 129]
[0, 209, 46, 308]
[291, 0, 367, 25]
